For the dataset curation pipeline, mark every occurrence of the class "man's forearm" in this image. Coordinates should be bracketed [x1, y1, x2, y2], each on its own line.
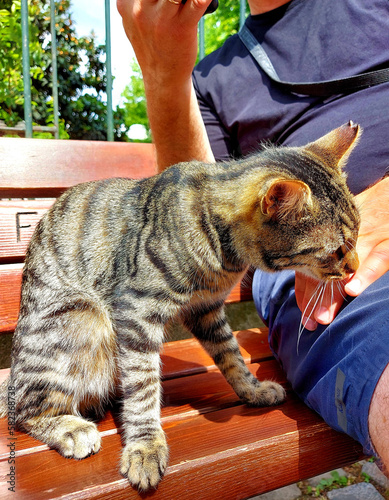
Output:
[145, 79, 214, 171]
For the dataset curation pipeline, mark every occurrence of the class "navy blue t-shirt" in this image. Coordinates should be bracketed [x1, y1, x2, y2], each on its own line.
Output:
[193, 0, 389, 194]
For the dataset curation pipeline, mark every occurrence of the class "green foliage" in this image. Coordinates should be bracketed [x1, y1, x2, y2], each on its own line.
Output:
[361, 471, 371, 483]
[203, 0, 248, 56]
[121, 61, 151, 142]
[314, 471, 349, 496]
[0, 0, 45, 127]
[0, 0, 247, 141]
[0, 0, 128, 140]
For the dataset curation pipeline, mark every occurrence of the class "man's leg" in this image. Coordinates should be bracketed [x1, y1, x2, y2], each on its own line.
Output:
[252, 269, 389, 466]
[369, 364, 389, 471]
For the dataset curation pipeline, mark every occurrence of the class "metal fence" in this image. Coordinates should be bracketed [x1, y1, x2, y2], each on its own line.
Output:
[18, 0, 247, 141]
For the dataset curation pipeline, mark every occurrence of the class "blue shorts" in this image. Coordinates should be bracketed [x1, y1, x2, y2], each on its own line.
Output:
[252, 269, 389, 455]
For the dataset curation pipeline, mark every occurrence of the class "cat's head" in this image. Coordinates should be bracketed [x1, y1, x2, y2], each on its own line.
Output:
[236, 121, 361, 282]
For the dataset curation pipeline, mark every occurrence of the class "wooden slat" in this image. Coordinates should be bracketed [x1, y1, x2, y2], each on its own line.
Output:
[162, 328, 271, 379]
[0, 264, 252, 334]
[0, 264, 23, 333]
[0, 328, 273, 395]
[0, 139, 157, 197]
[0, 412, 363, 500]
[0, 200, 54, 262]
[0, 368, 364, 500]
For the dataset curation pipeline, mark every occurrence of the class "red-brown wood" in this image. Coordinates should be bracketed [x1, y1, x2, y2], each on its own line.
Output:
[162, 328, 272, 379]
[0, 265, 23, 333]
[0, 139, 157, 197]
[0, 400, 363, 500]
[0, 335, 364, 500]
[0, 200, 54, 262]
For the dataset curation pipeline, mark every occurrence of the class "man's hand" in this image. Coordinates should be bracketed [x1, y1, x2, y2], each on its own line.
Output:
[345, 176, 389, 296]
[117, 0, 211, 89]
[296, 176, 389, 331]
[117, 0, 215, 169]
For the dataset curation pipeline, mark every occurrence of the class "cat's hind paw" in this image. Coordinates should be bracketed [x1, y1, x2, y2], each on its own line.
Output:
[242, 379, 286, 407]
[121, 430, 169, 491]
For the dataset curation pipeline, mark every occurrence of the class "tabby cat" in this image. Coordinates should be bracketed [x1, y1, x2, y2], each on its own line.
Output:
[0, 122, 360, 491]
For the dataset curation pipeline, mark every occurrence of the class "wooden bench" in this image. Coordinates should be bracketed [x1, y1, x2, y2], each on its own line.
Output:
[0, 138, 364, 499]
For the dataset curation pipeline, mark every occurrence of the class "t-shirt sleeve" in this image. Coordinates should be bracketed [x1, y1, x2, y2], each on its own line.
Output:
[192, 72, 236, 162]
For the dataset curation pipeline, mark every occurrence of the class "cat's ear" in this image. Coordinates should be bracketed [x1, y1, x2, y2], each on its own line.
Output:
[261, 179, 312, 220]
[305, 121, 362, 171]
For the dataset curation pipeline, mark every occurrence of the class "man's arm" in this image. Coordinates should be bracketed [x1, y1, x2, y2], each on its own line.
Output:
[117, 0, 215, 170]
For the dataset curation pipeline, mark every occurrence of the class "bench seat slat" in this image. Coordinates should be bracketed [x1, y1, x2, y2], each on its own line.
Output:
[0, 139, 157, 198]
[0, 328, 272, 384]
[0, 390, 363, 500]
[0, 200, 55, 261]
[0, 264, 23, 333]
[162, 328, 272, 379]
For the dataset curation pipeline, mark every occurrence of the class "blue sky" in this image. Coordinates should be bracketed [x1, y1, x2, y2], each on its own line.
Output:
[70, 0, 135, 107]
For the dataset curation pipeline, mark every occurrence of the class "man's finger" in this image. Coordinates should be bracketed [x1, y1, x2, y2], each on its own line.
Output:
[345, 241, 389, 296]
[295, 273, 347, 329]
[314, 287, 345, 325]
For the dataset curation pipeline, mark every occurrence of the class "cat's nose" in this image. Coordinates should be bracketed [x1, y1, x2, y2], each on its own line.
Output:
[343, 249, 359, 274]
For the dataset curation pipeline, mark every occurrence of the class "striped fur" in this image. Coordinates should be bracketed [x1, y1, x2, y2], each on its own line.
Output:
[0, 123, 360, 490]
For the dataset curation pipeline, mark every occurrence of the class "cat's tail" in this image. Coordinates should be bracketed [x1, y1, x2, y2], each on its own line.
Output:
[0, 377, 9, 417]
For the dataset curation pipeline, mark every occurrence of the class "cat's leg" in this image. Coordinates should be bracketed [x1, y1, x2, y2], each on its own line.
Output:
[114, 311, 168, 491]
[24, 415, 102, 459]
[12, 296, 116, 459]
[184, 302, 285, 406]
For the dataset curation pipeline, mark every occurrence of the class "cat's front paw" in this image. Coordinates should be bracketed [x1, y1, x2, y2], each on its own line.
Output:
[242, 380, 286, 407]
[120, 430, 169, 491]
[51, 416, 101, 459]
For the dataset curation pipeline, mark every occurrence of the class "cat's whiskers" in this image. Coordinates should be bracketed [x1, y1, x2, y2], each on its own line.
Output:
[318, 280, 329, 313]
[297, 274, 353, 353]
[331, 280, 335, 311]
[344, 238, 357, 254]
[335, 280, 347, 300]
[297, 280, 325, 354]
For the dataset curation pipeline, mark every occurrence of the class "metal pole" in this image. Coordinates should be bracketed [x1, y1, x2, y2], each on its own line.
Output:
[21, 0, 33, 138]
[105, 0, 114, 141]
[199, 17, 205, 60]
[240, 0, 246, 29]
[50, 0, 60, 139]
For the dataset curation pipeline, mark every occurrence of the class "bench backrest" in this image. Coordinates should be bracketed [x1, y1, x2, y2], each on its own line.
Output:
[0, 138, 252, 335]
